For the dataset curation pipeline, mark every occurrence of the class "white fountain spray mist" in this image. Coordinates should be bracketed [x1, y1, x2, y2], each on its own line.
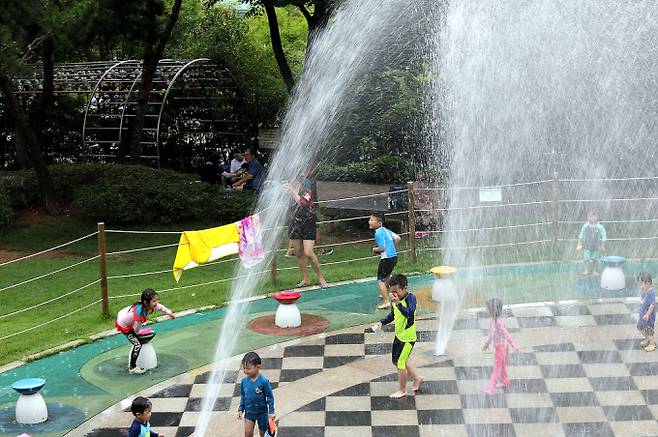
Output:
[193, 1, 413, 435]
[430, 0, 658, 406]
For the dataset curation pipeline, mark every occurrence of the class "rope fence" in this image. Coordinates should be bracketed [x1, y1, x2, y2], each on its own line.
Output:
[1, 173, 657, 343]
[0, 231, 98, 268]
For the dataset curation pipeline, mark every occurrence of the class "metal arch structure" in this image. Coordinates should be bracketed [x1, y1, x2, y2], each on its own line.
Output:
[4, 59, 253, 169]
[80, 58, 254, 169]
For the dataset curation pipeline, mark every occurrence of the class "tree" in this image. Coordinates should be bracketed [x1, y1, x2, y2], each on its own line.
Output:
[203, 1, 335, 94]
[167, 1, 306, 123]
[95, 0, 183, 163]
[0, 0, 91, 212]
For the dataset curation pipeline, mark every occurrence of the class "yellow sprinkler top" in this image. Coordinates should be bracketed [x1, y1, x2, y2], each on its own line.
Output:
[430, 266, 457, 278]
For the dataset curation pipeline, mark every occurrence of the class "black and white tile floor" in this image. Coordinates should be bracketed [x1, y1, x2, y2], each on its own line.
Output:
[79, 297, 658, 437]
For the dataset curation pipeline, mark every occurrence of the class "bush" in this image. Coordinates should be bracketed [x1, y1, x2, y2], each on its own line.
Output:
[1, 164, 256, 226]
[73, 165, 256, 225]
[0, 185, 14, 227]
[317, 155, 412, 184]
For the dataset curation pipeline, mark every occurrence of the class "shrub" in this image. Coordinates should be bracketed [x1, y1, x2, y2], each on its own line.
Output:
[0, 185, 14, 227]
[0, 164, 257, 226]
[317, 155, 412, 184]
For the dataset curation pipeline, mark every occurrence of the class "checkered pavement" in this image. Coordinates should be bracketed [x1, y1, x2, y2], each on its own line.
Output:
[84, 298, 658, 437]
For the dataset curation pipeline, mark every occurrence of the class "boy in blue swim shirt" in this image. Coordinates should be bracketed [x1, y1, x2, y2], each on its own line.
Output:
[128, 396, 165, 437]
[369, 212, 401, 309]
[238, 351, 276, 437]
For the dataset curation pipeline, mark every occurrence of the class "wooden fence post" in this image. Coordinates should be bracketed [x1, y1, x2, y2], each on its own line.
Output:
[407, 181, 417, 263]
[270, 253, 277, 284]
[97, 222, 110, 318]
[551, 171, 560, 255]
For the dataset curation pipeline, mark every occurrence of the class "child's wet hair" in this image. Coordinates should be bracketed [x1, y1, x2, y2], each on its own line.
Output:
[131, 396, 151, 414]
[637, 271, 653, 284]
[389, 274, 408, 289]
[486, 298, 503, 318]
[242, 351, 261, 367]
[371, 211, 385, 223]
[141, 288, 158, 305]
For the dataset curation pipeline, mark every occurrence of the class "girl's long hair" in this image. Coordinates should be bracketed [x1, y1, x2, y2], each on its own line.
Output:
[132, 288, 158, 314]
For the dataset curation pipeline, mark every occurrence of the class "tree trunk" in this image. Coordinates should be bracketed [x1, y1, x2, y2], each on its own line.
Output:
[0, 75, 60, 213]
[128, 53, 158, 164]
[35, 35, 55, 155]
[128, 0, 183, 164]
[264, 2, 295, 94]
[299, 2, 333, 61]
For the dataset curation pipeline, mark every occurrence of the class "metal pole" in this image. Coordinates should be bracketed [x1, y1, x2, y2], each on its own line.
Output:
[407, 181, 417, 263]
[97, 222, 110, 318]
[552, 171, 560, 256]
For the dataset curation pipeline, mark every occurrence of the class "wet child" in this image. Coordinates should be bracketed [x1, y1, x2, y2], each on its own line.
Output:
[238, 352, 276, 437]
[482, 298, 519, 394]
[637, 272, 656, 352]
[369, 212, 401, 309]
[115, 288, 175, 374]
[129, 396, 166, 437]
[375, 274, 423, 399]
[577, 211, 607, 276]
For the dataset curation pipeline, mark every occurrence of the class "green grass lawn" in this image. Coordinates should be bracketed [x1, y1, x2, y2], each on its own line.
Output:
[0, 216, 436, 365]
[0, 214, 655, 366]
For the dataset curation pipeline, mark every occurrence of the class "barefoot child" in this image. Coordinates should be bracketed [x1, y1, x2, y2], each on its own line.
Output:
[375, 274, 423, 398]
[369, 212, 401, 309]
[637, 272, 655, 352]
[129, 396, 166, 437]
[238, 352, 276, 437]
[115, 288, 175, 374]
[482, 298, 519, 394]
[577, 211, 607, 276]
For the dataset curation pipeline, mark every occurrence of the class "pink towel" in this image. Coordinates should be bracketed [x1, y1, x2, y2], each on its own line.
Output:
[238, 215, 265, 268]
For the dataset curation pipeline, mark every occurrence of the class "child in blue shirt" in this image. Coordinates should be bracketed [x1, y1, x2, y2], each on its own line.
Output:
[128, 396, 165, 437]
[369, 212, 401, 309]
[637, 272, 656, 352]
[238, 352, 276, 437]
[578, 211, 607, 276]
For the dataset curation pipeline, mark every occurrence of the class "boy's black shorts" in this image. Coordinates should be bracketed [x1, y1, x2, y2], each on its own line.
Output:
[377, 256, 398, 282]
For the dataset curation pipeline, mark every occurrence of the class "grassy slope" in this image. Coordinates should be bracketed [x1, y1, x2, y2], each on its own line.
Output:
[0, 216, 434, 365]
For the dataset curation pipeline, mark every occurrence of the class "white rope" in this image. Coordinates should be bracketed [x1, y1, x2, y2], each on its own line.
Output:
[316, 188, 407, 205]
[559, 219, 658, 225]
[105, 229, 182, 235]
[0, 299, 102, 342]
[108, 251, 412, 299]
[423, 221, 552, 234]
[107, 269, 172, 280]
[417, 200, 551, 212]
[559, 197, 658, 203]
[607, 236, 658, 241]
[561, 176, 658, 183]
[107, 255, 241, 280]
[0, 255, 100, 293]
[106, 242, 181, 256]
[315, 233, 410, 249]
[0, 231, 98, 267]
[317, 214, 371, 224]
[0, 279, 100, 320]
[109, 271, 270, 299]
[419, 240, 552, 251]
[416, 179, 552, 192]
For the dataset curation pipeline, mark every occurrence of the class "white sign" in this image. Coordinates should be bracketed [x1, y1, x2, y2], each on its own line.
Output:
[479, 187, 502, 202]
[258, 128, 280, 150]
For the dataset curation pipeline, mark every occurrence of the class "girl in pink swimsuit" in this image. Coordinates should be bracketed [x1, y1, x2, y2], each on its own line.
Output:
[482, 298, 519, 394]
